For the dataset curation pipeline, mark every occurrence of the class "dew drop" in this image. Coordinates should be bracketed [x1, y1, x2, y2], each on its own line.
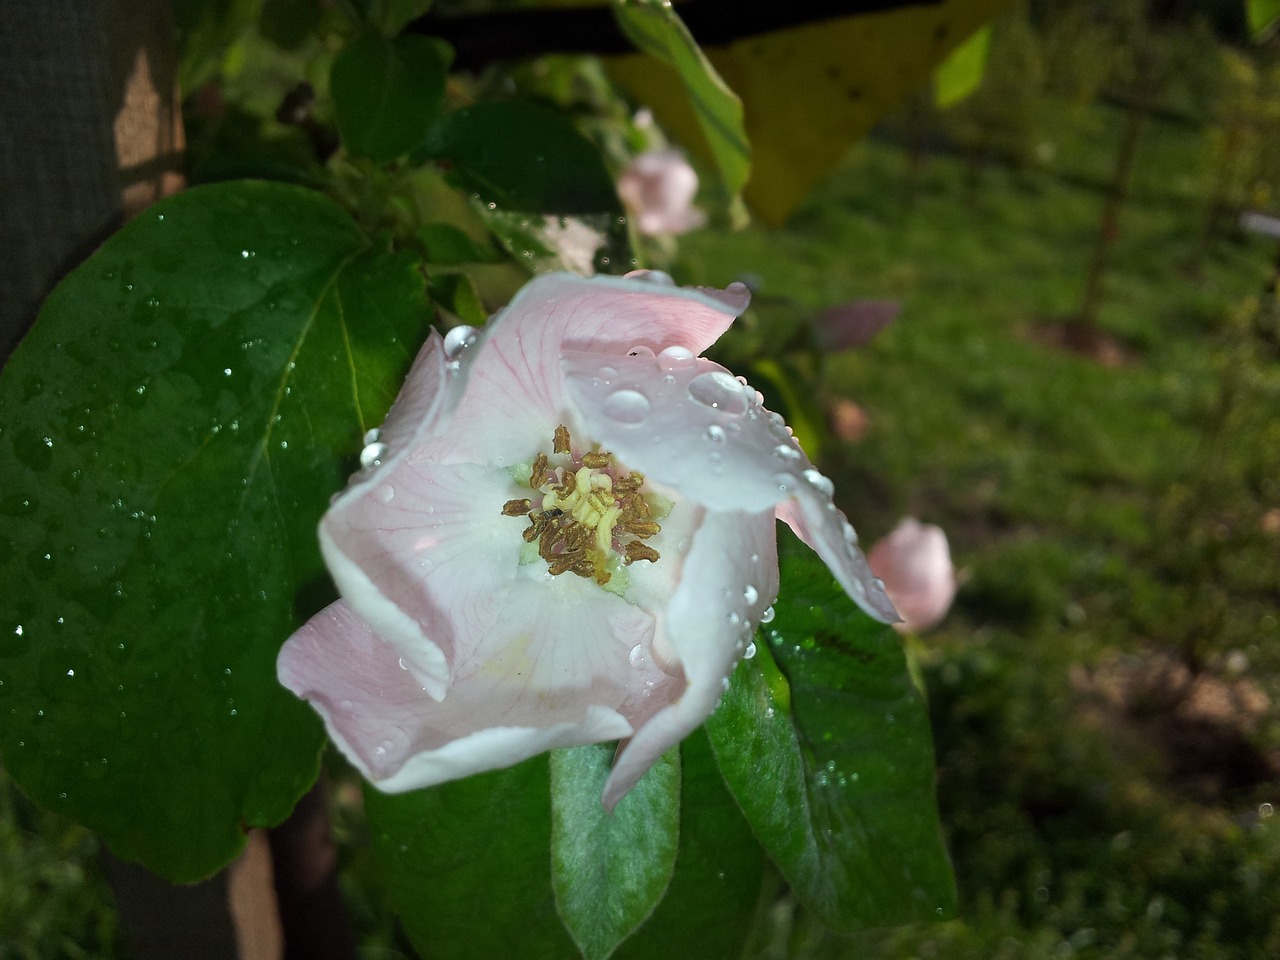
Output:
[743, 584, 759, 605]
[773, 472, 795, 493]
[376, 484, 395, 503]
[603, 388, 650, 424]
[773, 443, 802, 462]
[627, 345, 656, 358]
[658, 345, 696, 370]
[760, 605, 776, 624]
[705, 424, 725, 442]
[443, 325, 479, 358]
[339, 699, 353, 711]
[360, 442, 388, 469]
[743, 641, 757, 660]
[363, 427, 381, 446]
[803, 468, 835, 496]
[628, 643, 646, 666]
[687, 371, 748, 416]
[624, 269, 676, 285]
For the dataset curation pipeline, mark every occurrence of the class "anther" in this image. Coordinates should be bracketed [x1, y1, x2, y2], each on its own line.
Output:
[553, 424, 571, 454]
[502, 498, 532, 516]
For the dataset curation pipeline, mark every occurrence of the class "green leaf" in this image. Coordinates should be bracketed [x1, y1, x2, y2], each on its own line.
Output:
[331, 30, 450, 162]
[614, 730, 766, 960]
[0, 181, 428, 881]
[417, 222, 505, 265]
[428, 272, 488, 327]
[1247, 0, 1280, 37]
[705, 530, 956, 932]
[935, 24, 993, 108]
[550, 744, 679, 960]
[420, 101, 621, 214]
[608, 0, 750, 200]
[364, 758, 578, 960]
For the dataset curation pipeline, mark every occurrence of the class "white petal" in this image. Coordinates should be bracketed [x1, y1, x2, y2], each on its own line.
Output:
[602, 508, 779, 808]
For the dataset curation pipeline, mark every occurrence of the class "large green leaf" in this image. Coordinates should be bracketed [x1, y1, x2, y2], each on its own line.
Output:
[331, 30, 450, 162]
[608, 0, 750, 201]
[419, 101, 622, 214]
[550, 744, 679, 960]
[364, 758, 578, 960]
[0, 181, 428, 881]
[705, 530, 955, 932]
[614, 730, 766, 960]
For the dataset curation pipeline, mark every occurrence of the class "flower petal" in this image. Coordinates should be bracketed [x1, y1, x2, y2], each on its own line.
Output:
[867, 518, 956, 632]
[377, 327, 453, 460]
[320, 460, 523, 698]
[602, 508, 779, 808]
[279, 589, 661, 792]
[440, 273, 748, 467]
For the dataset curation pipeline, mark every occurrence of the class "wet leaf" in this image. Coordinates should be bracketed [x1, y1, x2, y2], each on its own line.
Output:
[0, 181, 428, 881]
[706, 529, 956, 931]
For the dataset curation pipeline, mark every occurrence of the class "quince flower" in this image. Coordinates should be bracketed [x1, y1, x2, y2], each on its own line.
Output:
[617, 150, 706, 236]
[867, 518, 956, 633]
[277, 272, 897, 807]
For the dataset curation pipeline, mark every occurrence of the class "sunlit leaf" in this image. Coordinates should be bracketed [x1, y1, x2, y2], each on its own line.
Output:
[608, 0, 750, 201]
[0, 182, 428, 881]
[935, 24, 993, 108]
[1247, 0, 1280, 37]
[607, 0, 1013, 223]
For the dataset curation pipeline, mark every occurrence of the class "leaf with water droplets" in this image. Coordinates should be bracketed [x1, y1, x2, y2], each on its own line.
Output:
[0, 181, 429, 881]
[705, 528, 956, 931]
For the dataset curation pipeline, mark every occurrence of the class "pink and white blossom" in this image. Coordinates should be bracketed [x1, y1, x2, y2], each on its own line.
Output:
[867, 518, 957, 633]
[617, 150, 706, 236]
[277, 272, 897, 808]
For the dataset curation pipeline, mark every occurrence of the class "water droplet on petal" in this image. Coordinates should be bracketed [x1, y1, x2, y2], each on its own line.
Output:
[624, 269, 676, 285]
[773, 443, 802, 462]
[743, 584, 759, 605]
[603, 388, 650, 424]
[360, 442, 388, 469]
[658, 345, 696, 371]
[687, 371, 748, 416]
[743, 641, 757, 660]
[627, 345, 656, 357]
[443, 325, 479, 358]
[705, 424, 725, 442]
[628, 643, 646, 666]
[760, 605, 776, 624]
[376, 484, 395, 503]
[803, 468, 835, 496]
[773, 472, 795, 493]
[363, 428, 381, 446]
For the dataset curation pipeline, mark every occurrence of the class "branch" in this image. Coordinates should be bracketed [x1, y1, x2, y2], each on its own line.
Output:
[405, 0, 946, 71]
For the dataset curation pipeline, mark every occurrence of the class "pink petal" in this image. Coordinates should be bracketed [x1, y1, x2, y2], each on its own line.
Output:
[563, 350, 897, 623]
[867, 518, 956, 633]
[279, 587, 668, 791]
[376, 328, 453, 459]
[320, 460, 523, 699]
[602, 508, 779, 808]
[440, 273, 748, 467]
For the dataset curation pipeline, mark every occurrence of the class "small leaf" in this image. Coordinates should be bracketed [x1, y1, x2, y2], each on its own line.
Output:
[0, 182, 428, 881]
[551, 744, 680, 960]
[331, 30, 450, 162]
[364, 758, 578, 960]
[417, 222, 505, 264]
[428, 272, 488, 327]
[935, 24, 994, 108]
[706, 530, 956, 931]
[614, 730, 765, 960]
[607, 0, 750, 201]
[420, 101, 621, 214]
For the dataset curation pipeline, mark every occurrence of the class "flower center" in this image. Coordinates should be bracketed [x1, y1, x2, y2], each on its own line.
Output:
[502, 424, 661, 585]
